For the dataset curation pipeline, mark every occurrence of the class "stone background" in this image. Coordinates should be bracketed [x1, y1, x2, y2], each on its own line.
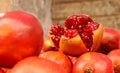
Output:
[0, 0, 120, 36]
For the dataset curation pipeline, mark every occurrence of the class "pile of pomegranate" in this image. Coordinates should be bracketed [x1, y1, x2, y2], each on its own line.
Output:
[0, 10, 119, 73]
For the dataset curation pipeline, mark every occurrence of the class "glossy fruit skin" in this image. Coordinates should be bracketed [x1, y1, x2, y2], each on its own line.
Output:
[72, 52, 114, 73]
[59, 24, 103, 56]
[0, 68, 4, 73]
[43, 36, 57, 52]
[108, 49, 120, 73]
[97, 27, 120, 54]
[0, 68, 8, 73]
[39, 51, 72, 73]
[7, 57, 67, 73]
[0, 10, 43, 68]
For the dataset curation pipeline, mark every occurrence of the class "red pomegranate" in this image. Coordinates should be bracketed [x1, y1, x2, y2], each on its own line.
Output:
[7, 57, 67, 73]
[0, 68, 4, 73]
[97, 27, 120, 54]
[39, 51, 72, 73]
[49, 14, 103, 56]
[72, 52, 114, 73]
[108, 49, 120, 73]
[0, 67, 9, 73]
[0, 10, 43, 68]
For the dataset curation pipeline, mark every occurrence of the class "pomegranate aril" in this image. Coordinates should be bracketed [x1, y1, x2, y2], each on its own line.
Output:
[81, 32, 92, 49]
[65, 18, 78, 29]
[65, 14, 93, 30]
[88, 22, 99, 30]
[84, 25, 93, 35]
[49, 24, 64, 35]
[64, 29, 79, 39]
[78, 29, 83, 35]
[49, 24, 64, 48]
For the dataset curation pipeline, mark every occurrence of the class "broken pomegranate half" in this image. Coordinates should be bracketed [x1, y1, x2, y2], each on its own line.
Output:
[49, 14, 103, 56]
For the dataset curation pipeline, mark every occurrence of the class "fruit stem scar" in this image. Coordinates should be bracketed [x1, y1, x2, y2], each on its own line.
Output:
[85, 67, 93, 73]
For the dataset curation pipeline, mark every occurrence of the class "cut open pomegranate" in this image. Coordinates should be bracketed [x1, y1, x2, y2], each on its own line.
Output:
[64, 14, 99, 49]
[49, 14, 103, 56]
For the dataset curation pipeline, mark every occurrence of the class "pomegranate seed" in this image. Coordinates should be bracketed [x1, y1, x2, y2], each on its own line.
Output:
[49, 23, 64, 48]
[64, 29, 79, 39]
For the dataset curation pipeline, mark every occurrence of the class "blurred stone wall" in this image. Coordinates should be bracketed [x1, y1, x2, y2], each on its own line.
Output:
[52, 0, 120, 31]
[0, 0, 52, 37]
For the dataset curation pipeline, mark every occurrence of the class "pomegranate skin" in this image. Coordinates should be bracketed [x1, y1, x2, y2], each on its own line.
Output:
[97, 27, 120, 54]
[108, 49, 120, 73]
[39, 51, 72, 73]
[0, 68, 4, 73]
[72, 52, 114, 73]
[0, 10, 43, 68]
[43, 36, 57, 52]
[7, 57, 67, 73]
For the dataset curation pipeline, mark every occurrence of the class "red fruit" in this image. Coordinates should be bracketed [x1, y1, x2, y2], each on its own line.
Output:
[7, 57, 67, 73]
[1, 68, 9, 73]
[57, 14, 103, 56]
[0, 68, 4, 73]
[0, 10, 43, 68]
[97, 27, 120, 54]
[73, 52, 114, 73]
[108, 49, 120, 73]
[39, 51, 72, 73]
[64, 14, 94, 49]
[43, 36, 57, 52]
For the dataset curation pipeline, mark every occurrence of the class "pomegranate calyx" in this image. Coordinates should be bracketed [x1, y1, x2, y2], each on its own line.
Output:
[84, 67, 93, 73]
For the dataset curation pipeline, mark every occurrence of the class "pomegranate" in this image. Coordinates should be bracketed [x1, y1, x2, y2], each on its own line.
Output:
[0, 68, 4, 73]
[39, 51, 72, 73]
[7, 57, 67, 73]
[42, 36, 57, 52]
[49, 14, 103, 56]
[1, 68, 8, 73]
[0, 10, 43, 68]
[108, 49, 120, 73]
[72, 52, 114, 73]
[97, 27, 120, 54]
